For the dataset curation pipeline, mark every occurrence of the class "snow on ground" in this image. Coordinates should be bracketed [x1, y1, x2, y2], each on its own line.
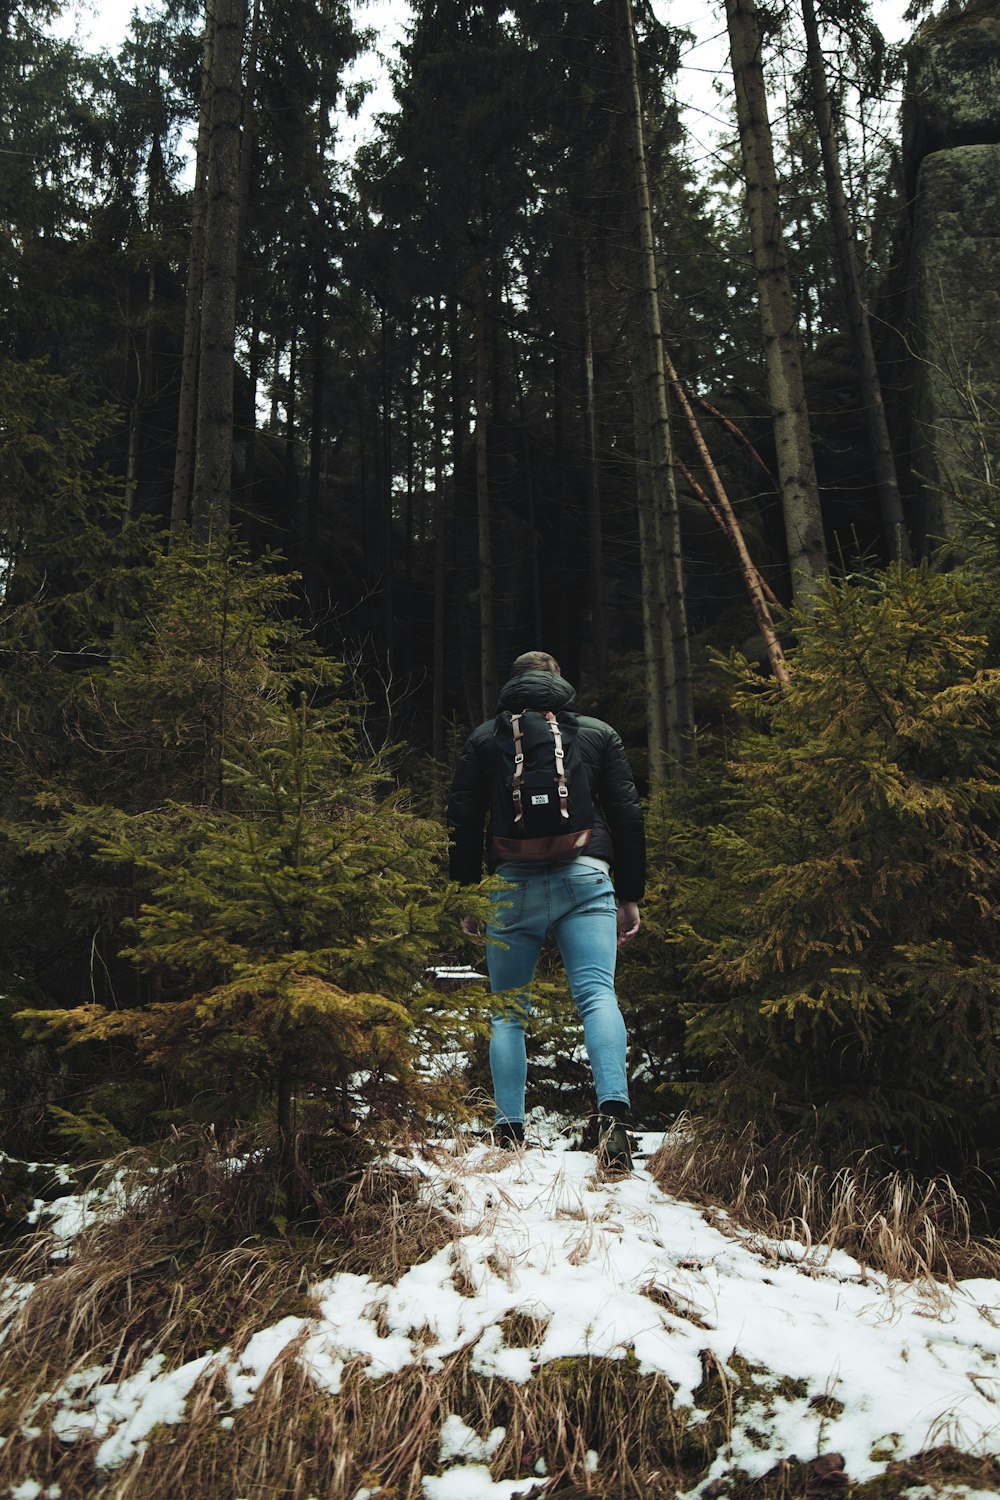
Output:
[11, 1131, 1000, 1496]
[24, 1171, 130, 1255]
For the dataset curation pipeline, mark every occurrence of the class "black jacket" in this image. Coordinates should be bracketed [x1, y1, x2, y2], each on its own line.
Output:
[447, 671, 646, 902]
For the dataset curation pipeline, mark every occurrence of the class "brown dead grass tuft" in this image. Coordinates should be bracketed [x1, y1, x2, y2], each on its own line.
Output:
[316, 1153, 459, 1281]
[710, 1444, 1000, 1498]
[2, 1344, 692, 1499]
[641, 1279, 712, 1331]
[498, 1308, 552, 1349]
[650, 1115, 1000, 1284]
[880, 1443, 1000, 1495]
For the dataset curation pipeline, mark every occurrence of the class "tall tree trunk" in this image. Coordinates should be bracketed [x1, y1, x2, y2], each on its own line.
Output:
[403, 365, 416, 679]
[304, 265, 326, 613]
[191, 0, 246, 540]
[285, 327, 298, 541]
[244, 295, 262, 550]
[631, 362, 669, 785]
[449, 293, 478, 725]
[581, 246, 607, 695]
[512, 341, 543, 646]
[379, 303, 394, 664]
[276, 1051, 297, 1205]
[170, 14, 214, 537]
[355, 384, 377, 641]
[552, 343, 571, 676]
[124, 268, 155, 521]
[725, 0, 827, 604]
[125, 359, 141, 520]
[269, 334, 282, 429]
[472, 254, 496, 720]
[231, 0, 260, 547]
[432, 302, 448, 766]
[236, 0, 260, 246]
[619, 0, 694, 774]
[800, 0, 912, 564]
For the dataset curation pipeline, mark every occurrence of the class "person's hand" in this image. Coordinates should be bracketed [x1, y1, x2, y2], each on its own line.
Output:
[461, 915, 484, 943]
[616, 901, 640, 947]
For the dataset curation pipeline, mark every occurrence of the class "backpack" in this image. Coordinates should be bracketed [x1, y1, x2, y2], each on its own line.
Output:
[490, 708, 594, 860]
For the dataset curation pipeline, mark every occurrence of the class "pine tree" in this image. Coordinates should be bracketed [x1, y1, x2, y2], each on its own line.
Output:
[13, 541, 482, 1188]
[670, 564, 1000, 1173]
[0, 358, 151, 1144]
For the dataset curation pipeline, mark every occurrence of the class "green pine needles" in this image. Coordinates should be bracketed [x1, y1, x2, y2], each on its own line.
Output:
[10, 539, 482, 1179]
[666, 563, 1000, 1174]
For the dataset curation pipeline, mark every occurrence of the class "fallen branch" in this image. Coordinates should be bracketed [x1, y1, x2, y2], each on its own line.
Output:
[665, 350, 790, 685]
[698, 397, 777, 488]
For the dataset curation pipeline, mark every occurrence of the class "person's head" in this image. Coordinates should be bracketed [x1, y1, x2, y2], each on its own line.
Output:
[510, 649, 560, 677]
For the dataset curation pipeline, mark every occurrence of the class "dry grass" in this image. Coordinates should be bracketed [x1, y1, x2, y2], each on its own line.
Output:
[0, 1130, 467, 1498]
[0, 1132, 705, 1498]
[318, 1155, 460, 1280]
[1, 1343, 694, 1499]
[700, 1446, 1000, 1499]
[649, 1115, 1000, 1284]
[11, 1351, 994, 1499]
[4, 1127, 1000, 1497]
[0, 1161, 693, 1496]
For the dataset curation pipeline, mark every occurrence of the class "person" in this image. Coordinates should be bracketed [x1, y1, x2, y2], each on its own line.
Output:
[447, 650, 645, 1172]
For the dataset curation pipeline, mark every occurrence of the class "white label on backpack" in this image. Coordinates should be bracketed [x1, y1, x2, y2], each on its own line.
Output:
[530, 794, 550, 805]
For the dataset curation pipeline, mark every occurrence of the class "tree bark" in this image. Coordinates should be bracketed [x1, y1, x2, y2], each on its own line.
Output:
[619, 0, 694, 774]
[432, 301, 448, 767]
[379, 303, 394, 664]
[305, 265, 326, 612]
[244, 294, 262, 550]
[170, 13, 214, 538]
[472, 254, 496, 720]
[725, 0, 827, 605]
[581, 246, 607, 695]
[276, 1051, 297, 1205]
[631, 338, 670, 788]
[191, 0, 246, 540]
[800, 0, 912, 564]
[513, 343, 543, 646]
[449, 293, 479, 726]
[553, 343, 572, 676]
[285, 326, 298, 539]
[236, 0, 260, 248]
[124, 267, 155, 521]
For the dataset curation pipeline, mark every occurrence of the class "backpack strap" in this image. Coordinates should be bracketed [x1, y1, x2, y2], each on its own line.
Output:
[511, 711, 525, 825]
[545, 711, 570, 820]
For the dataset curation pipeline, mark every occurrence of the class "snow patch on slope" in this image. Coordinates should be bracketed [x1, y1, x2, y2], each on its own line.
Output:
[11, 1136, 1000, 1492]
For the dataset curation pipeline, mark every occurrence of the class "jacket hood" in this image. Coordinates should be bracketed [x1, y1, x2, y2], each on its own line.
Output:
[496, 670, 577, 714]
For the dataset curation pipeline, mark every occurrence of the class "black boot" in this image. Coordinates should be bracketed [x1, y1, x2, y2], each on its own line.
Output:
[595, 1100, 632, 1176]
[494, 1119, 525, 1149]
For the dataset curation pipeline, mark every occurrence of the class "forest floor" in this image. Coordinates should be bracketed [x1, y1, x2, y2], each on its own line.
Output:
[2, 1123, 1000, 1498]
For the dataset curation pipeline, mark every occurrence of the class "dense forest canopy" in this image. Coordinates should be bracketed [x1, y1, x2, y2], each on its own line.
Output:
[1, 0, 999, 1199]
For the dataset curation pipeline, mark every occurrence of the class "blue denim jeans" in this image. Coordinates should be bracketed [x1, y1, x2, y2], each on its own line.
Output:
[486, 860, 629, 1126]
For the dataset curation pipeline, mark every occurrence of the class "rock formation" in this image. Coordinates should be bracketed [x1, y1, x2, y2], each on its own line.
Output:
[902, 0, 1000, 546]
